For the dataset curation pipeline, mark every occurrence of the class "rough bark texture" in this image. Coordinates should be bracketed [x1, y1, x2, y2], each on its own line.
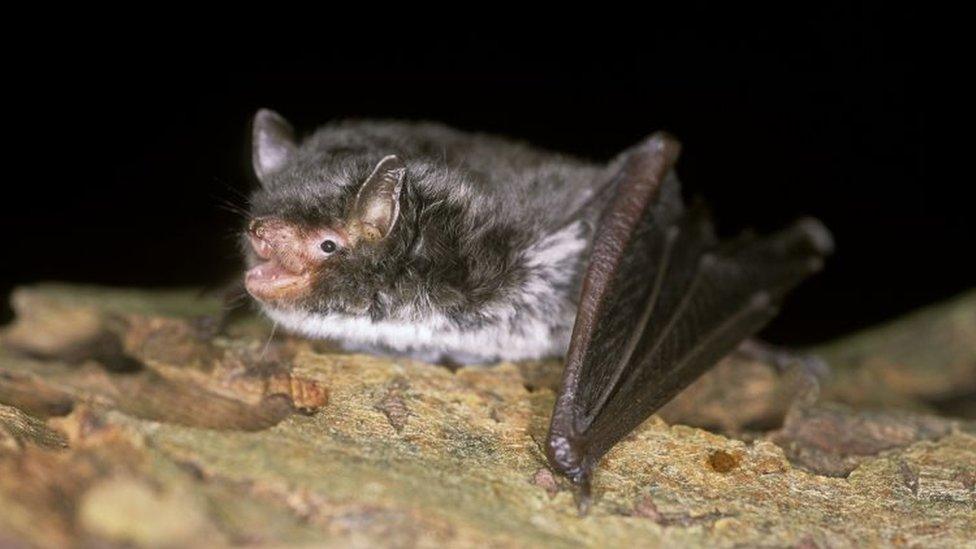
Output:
[1, 284, 974, 548]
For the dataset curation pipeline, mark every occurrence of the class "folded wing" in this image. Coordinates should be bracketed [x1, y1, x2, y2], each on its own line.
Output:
[546, 133, 833, 506]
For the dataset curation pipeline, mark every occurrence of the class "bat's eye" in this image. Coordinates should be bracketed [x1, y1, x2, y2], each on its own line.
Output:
[320, 239, 338, 254]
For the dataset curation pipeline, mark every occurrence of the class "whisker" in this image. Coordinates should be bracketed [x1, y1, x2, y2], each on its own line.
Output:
[222, 290, 250, 308]
[223, 228, 249, 244]
[210, 178, 254, 223]
[215, 199, 252, 219]
[260, 321, 279, 361]
[212, 175, 254, 200]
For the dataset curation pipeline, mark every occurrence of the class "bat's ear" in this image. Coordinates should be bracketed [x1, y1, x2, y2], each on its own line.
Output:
[252, 109, 297, 185]
[351, 155, 407, 241]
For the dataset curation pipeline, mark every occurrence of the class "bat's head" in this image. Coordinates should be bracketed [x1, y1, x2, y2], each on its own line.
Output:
[243, 109, 411, 320]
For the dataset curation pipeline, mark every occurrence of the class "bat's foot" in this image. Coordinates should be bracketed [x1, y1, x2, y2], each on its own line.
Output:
[572, 471, 593, 516]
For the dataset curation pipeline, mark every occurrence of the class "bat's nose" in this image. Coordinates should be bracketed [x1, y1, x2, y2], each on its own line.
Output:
[247, 217, 282, 260]
[245, 217, 344, 274]
[248, 216, 291, 245]
[248, 216, 270, 238]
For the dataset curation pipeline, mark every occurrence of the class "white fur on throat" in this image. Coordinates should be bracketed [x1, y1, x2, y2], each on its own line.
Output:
[266, 307, 564, 362]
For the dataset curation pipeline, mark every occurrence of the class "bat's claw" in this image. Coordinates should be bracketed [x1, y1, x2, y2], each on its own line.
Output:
[573, 471, 593, 516]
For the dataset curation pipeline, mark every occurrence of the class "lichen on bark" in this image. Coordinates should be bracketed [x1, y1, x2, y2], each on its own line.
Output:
[1, 284, 974, 547]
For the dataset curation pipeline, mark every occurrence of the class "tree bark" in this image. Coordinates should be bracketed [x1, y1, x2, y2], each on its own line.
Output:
[1, 284, 974, 547]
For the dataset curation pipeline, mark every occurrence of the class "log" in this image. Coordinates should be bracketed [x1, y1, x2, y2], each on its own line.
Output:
[1, 284, 974, 547]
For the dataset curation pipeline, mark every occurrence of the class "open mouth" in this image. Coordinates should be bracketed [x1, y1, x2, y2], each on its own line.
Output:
[244, 233, 312, 302]
[246, 260, 309, 298]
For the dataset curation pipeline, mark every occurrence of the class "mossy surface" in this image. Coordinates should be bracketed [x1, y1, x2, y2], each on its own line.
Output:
[1, 284, 974, 547]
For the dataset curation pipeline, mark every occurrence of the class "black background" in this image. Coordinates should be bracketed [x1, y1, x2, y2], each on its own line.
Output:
[3, 6, 970, 345]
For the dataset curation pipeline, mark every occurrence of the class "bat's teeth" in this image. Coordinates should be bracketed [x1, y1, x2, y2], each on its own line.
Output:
[245, 259, 311, 302]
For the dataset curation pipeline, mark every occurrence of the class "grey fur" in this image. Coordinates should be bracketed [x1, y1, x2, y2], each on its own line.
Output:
[246, 113, 625, 364]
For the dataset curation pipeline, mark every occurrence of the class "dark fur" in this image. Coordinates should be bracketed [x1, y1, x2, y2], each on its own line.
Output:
[247, 118, 613, 361]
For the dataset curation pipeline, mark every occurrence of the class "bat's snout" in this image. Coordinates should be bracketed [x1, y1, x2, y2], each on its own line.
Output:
[244, 217, 347, 304]
[245, 217, 314, 303]
[247, 217, 277, 260]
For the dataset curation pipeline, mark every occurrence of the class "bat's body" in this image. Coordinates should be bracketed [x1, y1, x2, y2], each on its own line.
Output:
[247, 115, 615, 364]
[243, 111, 832, 507]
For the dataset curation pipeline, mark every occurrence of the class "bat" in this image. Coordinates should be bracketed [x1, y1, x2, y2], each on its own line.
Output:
[241, 110, 832, 508]
[545, 136, 831, 510]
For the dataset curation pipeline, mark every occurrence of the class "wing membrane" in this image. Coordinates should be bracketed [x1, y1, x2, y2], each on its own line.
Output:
[546, 133, 833, 502]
